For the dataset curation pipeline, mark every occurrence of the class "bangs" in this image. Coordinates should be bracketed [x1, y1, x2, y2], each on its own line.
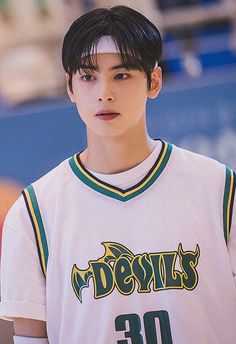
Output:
[62, 6, 162, 89]
[67, 33, 151, 74]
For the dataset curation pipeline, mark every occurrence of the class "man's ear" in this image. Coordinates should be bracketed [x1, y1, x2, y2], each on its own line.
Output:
[148, 67, 162, 99]
[66, 73, 75, 102]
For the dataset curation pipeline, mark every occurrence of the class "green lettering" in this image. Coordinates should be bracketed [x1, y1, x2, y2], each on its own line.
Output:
[114, 257, 134, 295]
[132, 254, 153, 292]
[178, 244, 200, 290]
[90, 262, 114, 299]
[162, 252, 182, 288]
[149, 254, 165, 290]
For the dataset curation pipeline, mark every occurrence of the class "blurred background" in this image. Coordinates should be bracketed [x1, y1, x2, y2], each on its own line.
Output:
[0, 0, 236, 342]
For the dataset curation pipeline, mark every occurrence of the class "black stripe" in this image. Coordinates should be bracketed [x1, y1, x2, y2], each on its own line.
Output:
[75, 139, 165, 194]
[229, 172, 236, 233]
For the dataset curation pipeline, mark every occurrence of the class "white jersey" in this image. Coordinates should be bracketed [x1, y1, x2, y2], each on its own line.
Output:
[1, 140, 236, 344]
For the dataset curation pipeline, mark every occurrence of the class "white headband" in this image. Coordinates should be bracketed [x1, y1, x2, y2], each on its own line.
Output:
[95, 35, 120, 54]
[84, 35, 158, 67]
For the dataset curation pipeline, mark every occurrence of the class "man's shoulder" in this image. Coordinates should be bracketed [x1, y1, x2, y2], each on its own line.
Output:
[171, 143, 227, 182]
[4, 156, 73, 226]
[32, 156, 71, 190]
[26, 155, 77, 211]
[173, 144, 224, 169]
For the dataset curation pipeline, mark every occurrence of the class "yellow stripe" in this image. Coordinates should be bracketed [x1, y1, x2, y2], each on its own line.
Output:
[74, 156, 123, 196]
[226, 170, 234, 240]
[74, 142, 168, 198]
[129, 142, 168, 196]
[24, 189, 46, 275]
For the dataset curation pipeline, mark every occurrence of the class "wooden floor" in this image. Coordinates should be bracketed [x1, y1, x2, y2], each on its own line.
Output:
[0, 319, 14, 344]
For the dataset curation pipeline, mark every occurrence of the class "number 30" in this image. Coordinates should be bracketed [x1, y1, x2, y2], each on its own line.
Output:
[115, 310, 173, 344]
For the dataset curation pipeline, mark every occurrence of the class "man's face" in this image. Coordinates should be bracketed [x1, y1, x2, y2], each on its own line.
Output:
[67, 53, 162, 139]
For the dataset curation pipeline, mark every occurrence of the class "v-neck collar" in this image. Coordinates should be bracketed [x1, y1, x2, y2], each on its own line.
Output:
[69, 140, 172, 202]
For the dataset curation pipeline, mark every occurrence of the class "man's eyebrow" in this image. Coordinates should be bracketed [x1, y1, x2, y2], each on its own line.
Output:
[110, 64, 139, 70]
[77, 63, 139, 71]
[78, 64, 99, 71]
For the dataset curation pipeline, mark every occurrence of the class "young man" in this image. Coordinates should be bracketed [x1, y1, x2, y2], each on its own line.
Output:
[0, 5, 236, 344]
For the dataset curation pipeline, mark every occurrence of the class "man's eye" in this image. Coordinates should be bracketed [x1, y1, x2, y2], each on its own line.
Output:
[115, 73, 129, 80]
[81, 74, 94, 81]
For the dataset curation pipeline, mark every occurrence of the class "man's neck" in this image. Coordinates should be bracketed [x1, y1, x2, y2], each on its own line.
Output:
[80, 131, 156, 175]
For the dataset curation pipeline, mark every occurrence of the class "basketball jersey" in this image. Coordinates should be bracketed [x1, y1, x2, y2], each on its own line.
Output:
[1, 140, 236, 344]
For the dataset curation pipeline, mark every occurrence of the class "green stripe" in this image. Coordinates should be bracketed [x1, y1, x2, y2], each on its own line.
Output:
[223, 167, 233, 244]
[27, 185, 49, 272]
[69, 163, 125, 201]
[69, 143, 172, 202]
[36, 0, 47, 14]
[0, 0, 9, 14]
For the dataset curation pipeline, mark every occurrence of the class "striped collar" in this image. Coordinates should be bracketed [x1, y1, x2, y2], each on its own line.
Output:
[69, 140, 172, 202]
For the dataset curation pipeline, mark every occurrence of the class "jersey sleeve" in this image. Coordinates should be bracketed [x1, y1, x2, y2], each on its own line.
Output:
[0, 195, 46, 321]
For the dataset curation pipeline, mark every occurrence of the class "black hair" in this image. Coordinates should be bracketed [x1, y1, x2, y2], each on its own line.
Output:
[62, 6, 162, 91]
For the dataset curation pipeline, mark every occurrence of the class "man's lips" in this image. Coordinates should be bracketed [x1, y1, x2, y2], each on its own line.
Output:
[95, 111, 120, 121]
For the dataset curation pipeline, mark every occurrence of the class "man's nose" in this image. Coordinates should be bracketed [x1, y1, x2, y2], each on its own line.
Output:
[98, 80, 115, 102]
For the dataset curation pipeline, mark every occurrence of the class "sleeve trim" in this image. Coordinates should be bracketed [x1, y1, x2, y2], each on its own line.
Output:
[22, 185, 48, 277]
[223, 167, 236, 244]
